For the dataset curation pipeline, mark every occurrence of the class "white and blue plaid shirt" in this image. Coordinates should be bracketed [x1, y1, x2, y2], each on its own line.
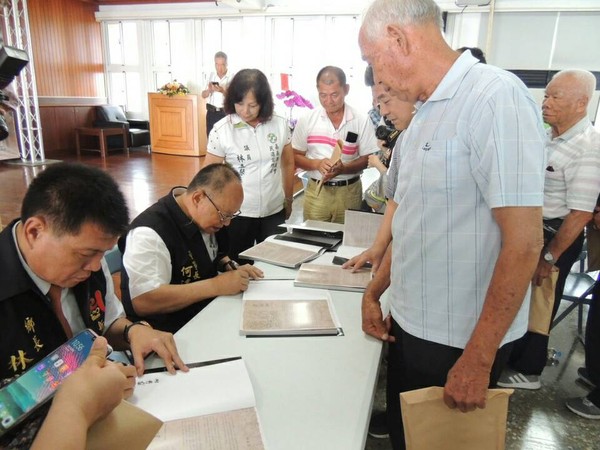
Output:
[390, 52, 546, 348]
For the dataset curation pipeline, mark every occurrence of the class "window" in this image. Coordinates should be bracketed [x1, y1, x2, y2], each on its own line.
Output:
[104, 21, 143, 113]
[151, 20, 194, 90]
[102, 14, 373, 118]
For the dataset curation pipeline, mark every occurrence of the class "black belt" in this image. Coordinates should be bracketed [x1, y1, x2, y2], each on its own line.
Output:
[206, 104, 224, 112]
[311, 177, 360, 187]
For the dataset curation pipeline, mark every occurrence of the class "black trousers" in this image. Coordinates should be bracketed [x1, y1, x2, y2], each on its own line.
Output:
[507, 229, 585, 375]
[586, 274, 600, 406]
[226, 209, 286, 263]
[387, 319, 513, 450]
[206, 108, 226, 137]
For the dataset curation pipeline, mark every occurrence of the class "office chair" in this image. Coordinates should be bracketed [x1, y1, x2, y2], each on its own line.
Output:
[104, 245, 123, 300]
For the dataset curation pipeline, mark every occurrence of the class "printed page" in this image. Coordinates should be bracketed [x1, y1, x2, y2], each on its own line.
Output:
[279, 219, 345, 234]
[342, 210, 384, 249]
[128, 358, 255, 422]
[148, 407, 264, 450]
[241, 299, 337, 335]
[244, 279, 330, 301]
[239, 238, 323, 268]
[294, 263, 372, 292]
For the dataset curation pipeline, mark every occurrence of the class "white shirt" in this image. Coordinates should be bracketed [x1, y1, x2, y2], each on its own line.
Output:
[543, 117, 600, 219]
[292, 104, 379, 181]
[123, 227, 218, 300]
[12, 222, 124, 335]
[207, 71, 233, 108]
[207, 113, 291, 218]
[390, 52, 546, 348]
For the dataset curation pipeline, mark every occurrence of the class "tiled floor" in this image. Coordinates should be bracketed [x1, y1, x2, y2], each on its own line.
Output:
[364, 304, 599, 450]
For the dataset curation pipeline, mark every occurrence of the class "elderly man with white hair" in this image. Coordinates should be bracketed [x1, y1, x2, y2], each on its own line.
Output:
[498, 69, 600, 395]
[358, 0, 546, 447]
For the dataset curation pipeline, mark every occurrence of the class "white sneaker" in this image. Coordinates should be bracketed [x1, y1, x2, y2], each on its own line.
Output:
[497, 369, 541, 390]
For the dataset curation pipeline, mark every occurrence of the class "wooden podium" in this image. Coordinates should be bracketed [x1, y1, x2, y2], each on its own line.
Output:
[148, 93, 207, 157]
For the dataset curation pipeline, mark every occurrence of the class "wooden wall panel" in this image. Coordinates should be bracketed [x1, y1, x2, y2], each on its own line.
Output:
[28, 0, 103, 97]
[39, 105, 98, 155]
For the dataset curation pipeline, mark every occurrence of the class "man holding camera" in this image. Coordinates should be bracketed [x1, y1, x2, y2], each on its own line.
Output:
[293, 66, 379, 224]
[201, 51, 233, 137]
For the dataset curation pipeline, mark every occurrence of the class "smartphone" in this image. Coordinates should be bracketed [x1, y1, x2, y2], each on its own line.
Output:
[332, 255, 372, 269]
[0, 329, 107, 437]
[211, 81, 219, 86]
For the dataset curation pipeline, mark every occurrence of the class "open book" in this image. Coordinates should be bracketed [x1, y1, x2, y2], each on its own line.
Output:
[128, 357, 265, 449]
[241, 280, 342, 336]
[294, 263, 372, 292]
[274, 219, 344, 249]
[281, 219, 345, 235]
[239, 235, 326, 269]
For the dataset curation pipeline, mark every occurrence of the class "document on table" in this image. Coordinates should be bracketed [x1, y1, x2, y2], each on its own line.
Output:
[147, 407, 264, 450]
[241, 280, 342, 336]
[129, 358, 265, 449]
[239, 235, 326, 268]
[294, 263, 372, 292]
[342, 210, 384, 248]
[279, 219, 345, 235]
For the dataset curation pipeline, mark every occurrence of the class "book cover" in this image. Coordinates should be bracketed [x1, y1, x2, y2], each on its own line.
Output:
[294, 263, 371, 293]
[241, 299, 339, 336]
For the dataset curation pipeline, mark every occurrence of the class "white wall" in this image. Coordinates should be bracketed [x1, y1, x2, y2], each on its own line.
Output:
[98, 0, 600, 123]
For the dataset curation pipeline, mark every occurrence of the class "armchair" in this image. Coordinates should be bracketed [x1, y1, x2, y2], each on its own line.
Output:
[94, 105, 151, 149]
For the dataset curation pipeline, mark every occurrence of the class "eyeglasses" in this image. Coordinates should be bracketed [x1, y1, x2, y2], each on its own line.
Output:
[204, 192, 241, 223]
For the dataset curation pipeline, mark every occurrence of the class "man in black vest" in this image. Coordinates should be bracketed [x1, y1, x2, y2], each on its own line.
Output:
[119, 163, 263, 334]
[0, 163, 187, 382]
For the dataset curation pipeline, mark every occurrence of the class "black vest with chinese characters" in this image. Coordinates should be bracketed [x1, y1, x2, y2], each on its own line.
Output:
[0, 220, 108, 380]
[119, 188, 228, 333]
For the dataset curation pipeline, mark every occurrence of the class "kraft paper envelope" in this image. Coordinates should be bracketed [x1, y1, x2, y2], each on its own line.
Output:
[316, 139, 344, 196]
[528, 269, 559, 336]
[87, 400, 163, 450]
[400, 386, 513, 450]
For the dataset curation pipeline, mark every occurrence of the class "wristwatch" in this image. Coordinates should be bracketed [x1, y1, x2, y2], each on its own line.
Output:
[543, 249, 557, 265]
[123, 320, 152, 344]
[226, 260, 240, 271]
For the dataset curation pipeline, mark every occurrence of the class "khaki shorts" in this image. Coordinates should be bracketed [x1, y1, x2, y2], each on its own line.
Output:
[303, 178, 363, 224]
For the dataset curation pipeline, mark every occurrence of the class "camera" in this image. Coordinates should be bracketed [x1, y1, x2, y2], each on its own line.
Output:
[375, 124, 400, 149]
[0, 45, 29, 141]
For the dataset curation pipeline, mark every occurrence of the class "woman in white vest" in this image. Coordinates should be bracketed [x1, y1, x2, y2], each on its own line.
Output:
[203, 69, 295, 262]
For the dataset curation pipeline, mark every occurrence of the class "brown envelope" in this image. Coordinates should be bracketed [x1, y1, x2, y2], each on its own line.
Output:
[316, 139, 344, 196]
[528, 270, 559, 336]
[400, 386, 513, 450]
[87, 400, 163, 450]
